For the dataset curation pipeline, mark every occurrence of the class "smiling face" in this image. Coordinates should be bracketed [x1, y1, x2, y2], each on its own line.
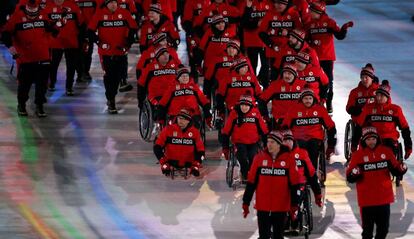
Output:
[177, 116, 190, 129]
[178, 73, 190, 84]
[365, 136, 377, 149]
[302, 95, 314, 108]
[282, 70, 295, 83]
[375, 93, 388, 104]
[215, 21, 226, 31]
[360, 75, 373, 88]
[148, 10, 160, 22]
[240, 104, 251, 113]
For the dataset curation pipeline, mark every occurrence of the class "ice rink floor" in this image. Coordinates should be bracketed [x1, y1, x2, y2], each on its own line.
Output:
[1, 0, 414, 238]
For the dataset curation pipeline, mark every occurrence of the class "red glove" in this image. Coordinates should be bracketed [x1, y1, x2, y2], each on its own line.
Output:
[289, 206, 299, 221]
[342, 21, 354, 30]
[315, 194, 323, 207]
[222, 148, 230, 160]
[404, 148, 412, 160]
[242, 204, 250, 218]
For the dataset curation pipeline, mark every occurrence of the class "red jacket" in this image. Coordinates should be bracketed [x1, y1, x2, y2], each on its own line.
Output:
[137, 58, 180, 102]
[2, 7, 53, 64]
[292, 0, 311, 26]
[272, 41, 319, 70]
[257, 6, 302, 58]
[243, 149, 300, 212]
[75, 0, 97, 24]
[159, 81, 210, 117]
[182, 0, 210, 34]
[88, 7, 137, 56]
[139, 17, 179, 50]
[357, 101, 410, 141]
[193, 1, 241, 37]
[238, 0, 272, 48]
[297, 64, 329, 102]
[346, 82, 378, 121]
[289, 146, 316, 184]
[217, 71, 262, 111]
[199, 28, 237, 71]
[282, 102, 336, 141]
[44, 1, 84, 49]
[260, 78, 306, 121]
[346, 145, 403, 207]
[222, 106, 268, 144]
[306, 13, 341, 61]
[155, 123, 204, 167]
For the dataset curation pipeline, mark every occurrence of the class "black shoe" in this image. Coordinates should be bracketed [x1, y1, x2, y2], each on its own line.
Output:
[48, 86, 56, 91]
[17, 104, 28, 116]
[66, 88, 74, 96]
[119, 82, 133, 92]
[83, 72, 92, 81]
[326, 101, 333, 114]
[35, 105, 47, 118]
[107, 100, 118, 114]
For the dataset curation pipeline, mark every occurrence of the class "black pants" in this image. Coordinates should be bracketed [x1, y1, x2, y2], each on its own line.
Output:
[320, 60, 334, 106]
[17, 62, 50, 105]
[235, 143, 258, 180]
[50, 48, 79, 90]
[257, 210, 287, 239]
[102, 55, 127, 102]
[261, 57, 277, 89]
[246, 47, 267, 83]
[298, 139, 323, 170]
[382, 138, 399, 156]
[361, 204, 390, 239]
[79, 41, 93, 76]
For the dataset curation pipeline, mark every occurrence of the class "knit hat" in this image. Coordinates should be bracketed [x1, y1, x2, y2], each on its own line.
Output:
[26, 0, 39, 7]
[376, 80, 391, 98]
[149, 3, 162, 14]
[238, 93, 253, 107]
[227, 39, 241, 52]
[177, 107, 193, 121]
[295, 51, 310, 64]
[273, 0, 289, 5]
[282, 129, 294, 141]
[231, 58, 249, 72]
[282, 64, 298, 78]
[176, 67, 190, 80]
[360, 63, 376, 79]
[300, 87, 316, 101]
[154, 46, 168, 59]
[289, 28, 306, 43]
[267, 131, 284, 145]
[310, 1, 326, 15]
[211, 14, 225, 25]
[361, 126, 379, 142]
[152, 32, 167, 45]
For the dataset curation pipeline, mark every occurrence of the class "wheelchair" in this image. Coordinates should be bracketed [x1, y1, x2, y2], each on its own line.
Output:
[139, 99, 161, 142]
[285, 185, 313, 238]
[344, 119, 355, 161]
[225, 144, 242, 190]
[168, 161, 193, 180]
[317, 139, 327, 186]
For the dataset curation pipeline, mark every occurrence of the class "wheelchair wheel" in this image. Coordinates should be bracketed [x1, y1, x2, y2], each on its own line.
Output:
[344, 119, 354, 161]
[170, 167, 175, 180]
[318, 143, 327, 184]
[200, 118, 206, 143]
[396, 143, 403, 187]
[139, 100, 154, 142]
[226, 146, 238, 188]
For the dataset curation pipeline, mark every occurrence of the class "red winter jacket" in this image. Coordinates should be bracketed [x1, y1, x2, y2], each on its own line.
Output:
[44, 1, 84, 49]
[346, 145, 404, 207]
[292, 0, 311, 26]
[222, 106, 268, 144]
[357, 101, 410, 142]
[239, 0, 273, 48]
[182, 0, 210, 34]
[88, 7, 137, 56]
[243, 149, 300, 212]
[282, 102, 336, 142]
[346, 82, 378, 121]
[260, 78, 306, 121]
[137, 58, 180, 102]
[75, 0, 97, 24]
[297, 64, 329, 102]
[136, 45, 180, 73]
[306, 13, 341, 61]
[139, 17, 179, 50]
[289, 146, 316, 184]
[159, 81, 210, 117]
[273, 41, 319, 70]
[155, 123, 204, 167]
[217, 70, 262, 111]
[257, 6, 302, 58]
[2, 7, 53, 64]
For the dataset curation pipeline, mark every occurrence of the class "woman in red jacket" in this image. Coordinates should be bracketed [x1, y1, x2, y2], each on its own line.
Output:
[346, 126, 407, 239]
[242, 130, 300, 239]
